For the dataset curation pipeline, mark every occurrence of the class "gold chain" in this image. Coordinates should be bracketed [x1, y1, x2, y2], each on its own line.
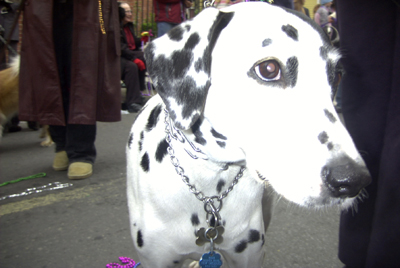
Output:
[98, 0, 106, 34]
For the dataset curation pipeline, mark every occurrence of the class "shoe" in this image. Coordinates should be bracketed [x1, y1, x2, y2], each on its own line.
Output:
[128, 103, 143, 113]
[53, 151, 69, 171]
[68, 162, 93, 180]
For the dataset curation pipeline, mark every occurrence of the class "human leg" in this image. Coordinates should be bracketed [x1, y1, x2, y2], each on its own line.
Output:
[157, 22, 177, 37]
[122, 58, 143, 113]
[49, 125, 69, 171]
[50, 0, 95, 178]
[65, 124, 97, 164]
[65, 124, 96, 179]
[50, 121, 96, 176]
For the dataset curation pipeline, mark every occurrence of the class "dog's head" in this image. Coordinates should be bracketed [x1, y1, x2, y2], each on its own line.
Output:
[145, 2, 371, 208]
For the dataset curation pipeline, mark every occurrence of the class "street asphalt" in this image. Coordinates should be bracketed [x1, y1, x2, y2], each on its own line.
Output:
[0, 106, 344, 268]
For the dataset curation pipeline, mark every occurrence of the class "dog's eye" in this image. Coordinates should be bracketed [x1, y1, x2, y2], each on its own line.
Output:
[254, 60, 281, 81]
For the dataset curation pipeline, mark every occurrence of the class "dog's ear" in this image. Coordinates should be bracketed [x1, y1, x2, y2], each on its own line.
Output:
[145, 8, 234, 130]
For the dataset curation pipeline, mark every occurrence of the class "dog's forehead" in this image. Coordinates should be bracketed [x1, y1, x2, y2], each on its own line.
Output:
[223, 3, 330, 44]
[221, 3, 330, 50]
[215, 3, 341, 84]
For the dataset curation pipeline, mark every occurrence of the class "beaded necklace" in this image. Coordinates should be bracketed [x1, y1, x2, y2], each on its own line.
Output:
[98, 0, 106, 34]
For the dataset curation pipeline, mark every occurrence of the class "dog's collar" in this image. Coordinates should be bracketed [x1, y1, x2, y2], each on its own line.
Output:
[164, 109, 246, 263]
[164, 110, 209, 161]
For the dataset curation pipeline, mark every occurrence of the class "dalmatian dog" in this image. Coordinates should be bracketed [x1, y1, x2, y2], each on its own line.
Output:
[126, 2, 371, 267]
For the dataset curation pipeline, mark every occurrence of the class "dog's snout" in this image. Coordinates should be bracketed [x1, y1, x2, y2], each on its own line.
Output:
[322, 156, 372, 198]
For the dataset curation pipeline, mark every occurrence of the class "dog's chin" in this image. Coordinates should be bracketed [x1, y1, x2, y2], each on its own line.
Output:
[301, 192, 355, 210]
[256, 170, 364, 211]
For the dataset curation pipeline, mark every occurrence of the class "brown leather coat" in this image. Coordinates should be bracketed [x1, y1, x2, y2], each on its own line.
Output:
[18, 0, 121, 126]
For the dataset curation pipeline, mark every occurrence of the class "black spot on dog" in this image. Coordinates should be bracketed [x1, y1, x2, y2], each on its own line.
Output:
[235, 240, 247, 253]
[318, 131, 329, 144]
[326, 60, 336, 86]
[216, 179, 225, 193]
[320, 46, 342, 90]
[156, 139, 169, 163]
[262, 38, 272, 47]
[320, 46, 329, 60]
[185, 25, 191, 32]
[144, 42, 155, 63]
[137, 230, 144, 247]
[153, 52, 208, 128]
[168, 25, 185, 41]
[191, 118, 207, 145]
[217, 141, 226, 148]
[203, 12, 234, 75]
[179, 80, 211, 125]
[261, 234, 265, 246]
[145, 12, 234, 131]
[248, 230, 260, 243]
[173, 260, 180, 264]
[184, 33, 200, 50]
[191, 213, 200, 226]
[179, 79, 210, 123]
[324, 109, 337, 123]
[283, 8, 331, 45]
[282, 24, 298, 41]
[145, 12, 234, 132]
[171, 50, 193, 80]
[146, 105, 162, 131]
[194, 58, 204, 73]
[141, 153, 150, 172]
[208, 11, 234, 46]
[327, 142, 334, 150]
[286, 56, 298, 87]
[139, 131, 144, 152]
[128, 132, 133, 149]
[211, 128, 227, 140]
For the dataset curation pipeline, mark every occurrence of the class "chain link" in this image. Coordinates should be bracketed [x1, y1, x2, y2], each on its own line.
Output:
[164, 109, 246, 206]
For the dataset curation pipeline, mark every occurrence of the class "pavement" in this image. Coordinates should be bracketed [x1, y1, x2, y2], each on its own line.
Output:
[0, 106, 344, 268]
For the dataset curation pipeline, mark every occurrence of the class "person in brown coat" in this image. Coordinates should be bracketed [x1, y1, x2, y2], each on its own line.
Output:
[18, 0, 121, 179]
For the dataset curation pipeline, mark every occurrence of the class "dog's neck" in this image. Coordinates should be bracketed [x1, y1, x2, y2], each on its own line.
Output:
[166, 111, 247, 166]
[164, 110, 249, 197]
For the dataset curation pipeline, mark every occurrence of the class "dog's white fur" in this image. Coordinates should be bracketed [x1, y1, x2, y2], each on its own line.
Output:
[126, 3, 370, 267]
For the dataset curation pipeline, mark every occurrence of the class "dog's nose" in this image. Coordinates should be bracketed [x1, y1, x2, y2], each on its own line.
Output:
[321, 156, 372, 198]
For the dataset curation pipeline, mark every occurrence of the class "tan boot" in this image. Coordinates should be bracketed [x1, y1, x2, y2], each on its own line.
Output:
[52, 151, 69, 171]
[68, 162, 93, 180]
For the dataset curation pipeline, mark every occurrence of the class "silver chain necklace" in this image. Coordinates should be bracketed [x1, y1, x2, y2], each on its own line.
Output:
[164, 109, 245, 265]
[164, 109, 245, 205]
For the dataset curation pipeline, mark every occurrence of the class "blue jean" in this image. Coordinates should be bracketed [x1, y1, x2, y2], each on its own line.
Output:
[49, 124, 97, 164]
[157, 22, 178, 37]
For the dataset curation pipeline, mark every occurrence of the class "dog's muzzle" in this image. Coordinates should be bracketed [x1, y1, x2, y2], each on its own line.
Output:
[321, 155, 372, 198]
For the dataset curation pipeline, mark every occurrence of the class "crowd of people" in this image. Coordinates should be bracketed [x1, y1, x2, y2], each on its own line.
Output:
[1, 0, 399, 267]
